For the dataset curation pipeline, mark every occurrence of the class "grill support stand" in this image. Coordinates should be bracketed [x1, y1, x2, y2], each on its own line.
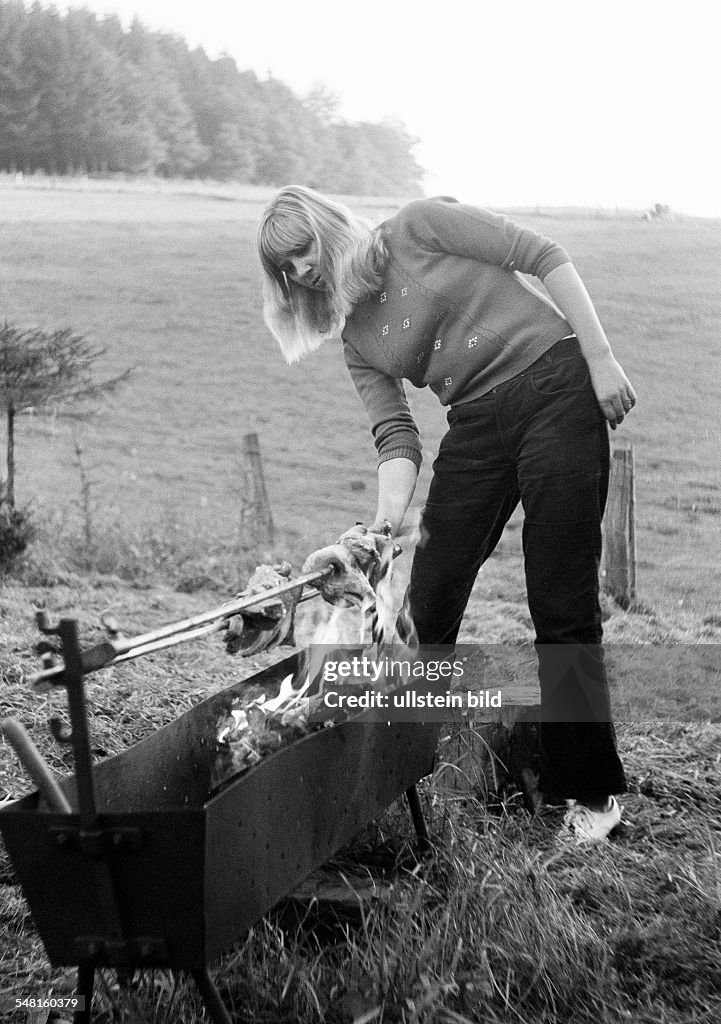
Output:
[30, 616, 433, 1023]
[192, 969, 234, 1024]
[405, 784, 430, 854]
[35, 616, 235, 1024]
[74, 964, 94, 1024]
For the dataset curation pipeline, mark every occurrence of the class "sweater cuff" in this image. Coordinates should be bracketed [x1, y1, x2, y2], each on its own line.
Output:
[536, 249, 572, 281]
[378, 445, 423, 470]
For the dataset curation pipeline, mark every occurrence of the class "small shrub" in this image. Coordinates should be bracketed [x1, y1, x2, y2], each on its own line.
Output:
[0, 505, 35, 570]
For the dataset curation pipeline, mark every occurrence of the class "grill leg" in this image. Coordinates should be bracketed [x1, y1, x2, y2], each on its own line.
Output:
[73, 962, 95, 1024]
[192, 968, 233, 1024]
[405, 785, 431, 853]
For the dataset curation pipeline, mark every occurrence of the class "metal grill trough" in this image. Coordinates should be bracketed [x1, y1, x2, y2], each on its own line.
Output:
[0, 615, 439, 1023]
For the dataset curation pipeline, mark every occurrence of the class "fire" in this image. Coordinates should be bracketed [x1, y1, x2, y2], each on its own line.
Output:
[214, 516, 423, 779]
[368, 529, 399, 646]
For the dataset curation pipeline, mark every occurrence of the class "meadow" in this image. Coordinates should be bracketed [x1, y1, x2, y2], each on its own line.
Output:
[0, 181, 720, 1023]
[0, 180, 719, 621]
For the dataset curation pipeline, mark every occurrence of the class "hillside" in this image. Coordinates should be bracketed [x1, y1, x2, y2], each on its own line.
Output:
[0, 174, 719, 1018]
[0, 181, 719, 630]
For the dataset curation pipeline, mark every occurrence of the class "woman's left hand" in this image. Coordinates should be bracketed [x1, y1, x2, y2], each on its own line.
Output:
[541, 264, 637, 430]
[586, 354, 637, 429]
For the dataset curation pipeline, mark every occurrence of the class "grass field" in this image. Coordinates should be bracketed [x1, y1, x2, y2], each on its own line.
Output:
[0, 182, 720, 1023]
[0, 182, 719, 622]
[0, 577, 720, 1024]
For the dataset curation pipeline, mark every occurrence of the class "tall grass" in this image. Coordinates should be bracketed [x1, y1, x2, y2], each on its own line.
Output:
[3, 736, 719, 1023]
[1, 586, 720, 1024]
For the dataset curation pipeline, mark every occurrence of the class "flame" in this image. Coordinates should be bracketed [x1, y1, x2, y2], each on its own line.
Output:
[218, 515, 424, 753]
[217, 709, 248, 743]
[218, 668, 312, 747]
[370, 534, 398, 646]
[262, 671, 311, 713]
[295, 597, 370, 648]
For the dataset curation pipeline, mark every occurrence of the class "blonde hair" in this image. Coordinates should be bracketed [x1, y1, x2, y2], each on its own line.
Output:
[257, 185, 386, 363]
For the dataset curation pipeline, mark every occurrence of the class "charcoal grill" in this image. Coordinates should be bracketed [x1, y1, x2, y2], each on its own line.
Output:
[0, 611, 439, 1023]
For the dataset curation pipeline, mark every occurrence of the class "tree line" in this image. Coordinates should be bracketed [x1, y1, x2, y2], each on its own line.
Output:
[0, 1, 424, 195]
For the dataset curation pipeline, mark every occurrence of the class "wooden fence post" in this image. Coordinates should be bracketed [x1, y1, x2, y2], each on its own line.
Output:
[602, 443, 636, 608]
[239, 432, 275, 548]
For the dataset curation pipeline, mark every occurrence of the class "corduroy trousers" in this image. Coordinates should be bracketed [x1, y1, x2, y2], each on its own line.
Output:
[400, 335, 627, 800]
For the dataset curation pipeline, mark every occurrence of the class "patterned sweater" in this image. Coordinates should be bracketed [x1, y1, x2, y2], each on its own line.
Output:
[341, 197, 573, 468]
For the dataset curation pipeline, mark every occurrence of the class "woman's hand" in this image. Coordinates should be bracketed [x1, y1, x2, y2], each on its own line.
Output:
[586, 353, 637, 429]
[541, 263, 637, 430]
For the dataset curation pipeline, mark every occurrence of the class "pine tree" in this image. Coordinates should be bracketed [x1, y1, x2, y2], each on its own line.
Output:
[0, 323, 131, 509]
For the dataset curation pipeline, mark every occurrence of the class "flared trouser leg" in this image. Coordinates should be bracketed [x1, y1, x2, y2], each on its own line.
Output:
[398, 337, 626, 800]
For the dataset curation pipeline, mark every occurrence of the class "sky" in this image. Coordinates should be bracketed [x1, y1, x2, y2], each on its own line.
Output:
[58, 0, 721, 216]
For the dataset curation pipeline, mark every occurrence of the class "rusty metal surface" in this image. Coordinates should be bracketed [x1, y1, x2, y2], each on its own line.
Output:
[0, 651, 439, 970]
[89, 653, 304, 812]
[0, 801, 208, 967]
[204, 717, 439, 961]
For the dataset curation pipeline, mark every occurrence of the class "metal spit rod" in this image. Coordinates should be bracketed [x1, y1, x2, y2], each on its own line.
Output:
[31, 567, 334, 690]
[107, 585, 325, 664]
[106, 567, 334, 651]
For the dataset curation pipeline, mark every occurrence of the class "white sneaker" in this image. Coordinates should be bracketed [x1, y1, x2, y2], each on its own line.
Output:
[560, 796, 622, 844]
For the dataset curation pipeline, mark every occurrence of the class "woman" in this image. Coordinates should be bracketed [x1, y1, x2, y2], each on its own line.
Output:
[257, 185, 636, 843]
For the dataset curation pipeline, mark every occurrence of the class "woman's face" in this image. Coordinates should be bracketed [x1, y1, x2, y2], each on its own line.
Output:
[280, 241, 325, 291]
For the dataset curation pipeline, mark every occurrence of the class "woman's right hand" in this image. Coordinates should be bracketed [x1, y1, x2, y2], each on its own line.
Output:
[338, 523, 399, 585]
